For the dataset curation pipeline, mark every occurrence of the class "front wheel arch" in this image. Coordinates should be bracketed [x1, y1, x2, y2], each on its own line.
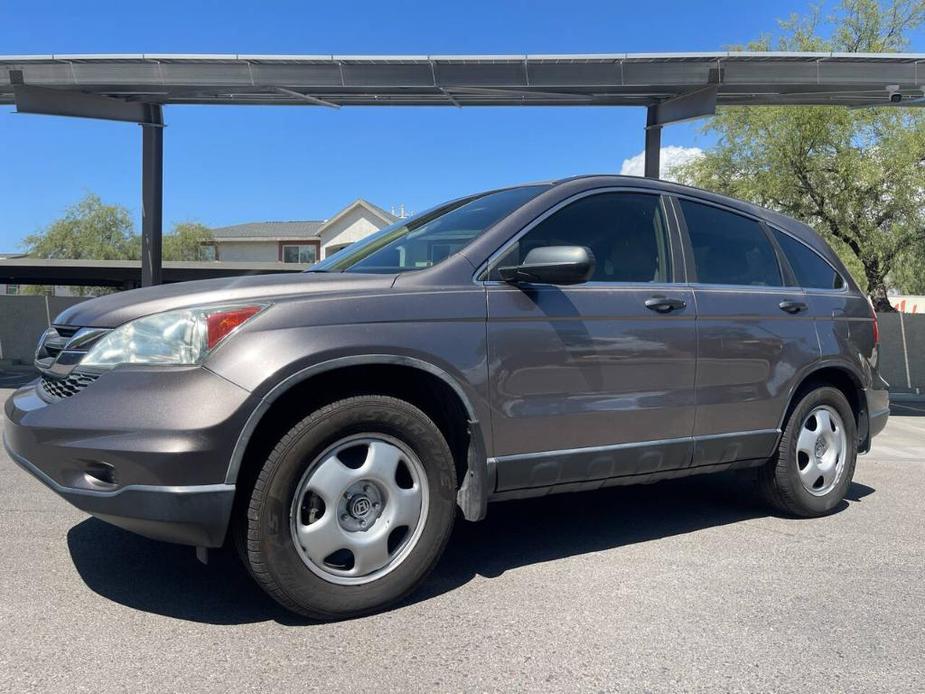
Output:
[226, 356, 489, 531]
[240, 394, 458, 618]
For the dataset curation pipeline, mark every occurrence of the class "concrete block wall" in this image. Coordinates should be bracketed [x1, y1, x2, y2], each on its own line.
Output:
[0, 295, 88, 364]
[877, 312, 925, 395]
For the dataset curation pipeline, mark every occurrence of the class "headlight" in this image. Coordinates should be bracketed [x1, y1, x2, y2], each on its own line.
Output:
[81, 304, 267, 369]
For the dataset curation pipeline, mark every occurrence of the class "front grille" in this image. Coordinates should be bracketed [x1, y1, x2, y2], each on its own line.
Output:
[53, 325, 79, 338]
[40, 372, 99, 400]
[41, 327, 75, 360]
[35, 325, 82, 365]
[35, 325, 109, 382]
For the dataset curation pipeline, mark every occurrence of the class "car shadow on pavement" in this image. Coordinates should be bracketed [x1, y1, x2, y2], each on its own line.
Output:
[66, 518, 289, 624]
[66, 473, 875, 626]
[411, 474, 875, 607]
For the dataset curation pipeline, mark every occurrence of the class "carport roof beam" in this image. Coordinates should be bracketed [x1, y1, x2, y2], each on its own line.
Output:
[11, 81, 162, 125]
[648, 85, 719, 127]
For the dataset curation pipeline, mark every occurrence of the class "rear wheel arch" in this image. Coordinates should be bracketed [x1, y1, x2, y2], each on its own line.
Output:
[762, 384, 858, 517]
[226, 356, 487, 525]
[781, 364, 868, 448]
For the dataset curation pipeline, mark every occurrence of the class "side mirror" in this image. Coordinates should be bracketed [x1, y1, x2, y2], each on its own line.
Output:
[498, 246, 596, 286]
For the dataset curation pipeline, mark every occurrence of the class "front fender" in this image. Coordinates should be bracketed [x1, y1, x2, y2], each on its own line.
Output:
[214, 353, 491, 522]
[204, 289, 492, 518]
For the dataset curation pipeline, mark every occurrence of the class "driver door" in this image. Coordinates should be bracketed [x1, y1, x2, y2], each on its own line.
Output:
[485, 191, 697, 493]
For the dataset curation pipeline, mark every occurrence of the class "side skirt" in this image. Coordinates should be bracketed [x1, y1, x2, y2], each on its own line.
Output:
[488, 457, 769, 503]
[488, 429, 779, 501]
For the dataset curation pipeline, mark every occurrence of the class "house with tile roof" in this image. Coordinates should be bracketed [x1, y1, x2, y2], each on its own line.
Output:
[205, 199, 397, 265]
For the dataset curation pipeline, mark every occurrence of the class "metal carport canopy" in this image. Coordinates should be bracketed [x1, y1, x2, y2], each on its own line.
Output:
[3, 52, 925, 285]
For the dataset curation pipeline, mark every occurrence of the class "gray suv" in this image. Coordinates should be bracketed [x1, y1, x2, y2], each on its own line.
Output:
[4, 175, 889, 619]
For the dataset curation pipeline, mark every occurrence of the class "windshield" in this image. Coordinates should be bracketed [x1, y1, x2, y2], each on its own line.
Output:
[309, 185, 549, 274]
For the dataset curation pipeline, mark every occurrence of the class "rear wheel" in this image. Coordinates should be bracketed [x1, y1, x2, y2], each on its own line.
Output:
[240, 395, 457, 619]
[760, 386, 857, 517]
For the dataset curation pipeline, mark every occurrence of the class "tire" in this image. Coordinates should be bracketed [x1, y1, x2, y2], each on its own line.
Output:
[240, 395, 457, 620]
[760, 386, 857, 517]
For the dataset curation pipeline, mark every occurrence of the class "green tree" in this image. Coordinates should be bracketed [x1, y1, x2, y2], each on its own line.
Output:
[23, 193, 139, 261]
[163, 222, 213, 261]
[22, 194, 216, 295]
[675, 0, 925, 311]
[891, 250, 925, 293]
[22, 193, 139, 296]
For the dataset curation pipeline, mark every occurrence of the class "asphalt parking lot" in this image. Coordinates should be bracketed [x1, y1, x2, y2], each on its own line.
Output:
[1, 388, 923, 693]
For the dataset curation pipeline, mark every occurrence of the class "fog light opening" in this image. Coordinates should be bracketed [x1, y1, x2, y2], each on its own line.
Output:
[83, 461, 117, 487]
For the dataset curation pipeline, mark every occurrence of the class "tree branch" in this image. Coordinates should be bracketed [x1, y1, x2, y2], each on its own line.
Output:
[791, 162, 865, 259]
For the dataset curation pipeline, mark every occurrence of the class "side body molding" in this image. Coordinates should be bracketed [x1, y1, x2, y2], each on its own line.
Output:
[220, 354, 490, 521]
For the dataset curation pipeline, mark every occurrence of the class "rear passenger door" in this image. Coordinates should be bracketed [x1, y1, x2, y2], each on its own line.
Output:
[485, 190, 697, 493]
[674, 197, 820, 467]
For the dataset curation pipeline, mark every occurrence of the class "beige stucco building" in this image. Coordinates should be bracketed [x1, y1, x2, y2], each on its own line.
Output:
[205, 199, 397, 265]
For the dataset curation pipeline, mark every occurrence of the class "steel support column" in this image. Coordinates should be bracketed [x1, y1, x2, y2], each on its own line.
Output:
[141, 105, 164, 287]
[644, 105, 661, 179]
[644, 86, 718, 179]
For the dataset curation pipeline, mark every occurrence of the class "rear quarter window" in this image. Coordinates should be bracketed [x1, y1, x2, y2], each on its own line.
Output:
[771, 228, 845, 290]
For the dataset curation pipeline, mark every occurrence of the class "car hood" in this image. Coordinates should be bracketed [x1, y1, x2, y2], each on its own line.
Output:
[55, 272, 397, 328]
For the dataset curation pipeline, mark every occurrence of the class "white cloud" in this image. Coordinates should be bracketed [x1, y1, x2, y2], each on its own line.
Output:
[619, 145, 704, 182]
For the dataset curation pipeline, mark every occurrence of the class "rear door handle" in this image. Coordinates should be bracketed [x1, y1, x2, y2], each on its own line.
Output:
[779, 300, 808, 314]
[645, 296, 687, 313]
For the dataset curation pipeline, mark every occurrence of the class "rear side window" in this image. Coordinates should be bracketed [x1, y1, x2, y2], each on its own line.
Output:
[772, 228, 844, 290]
[680, 199, 782, 287]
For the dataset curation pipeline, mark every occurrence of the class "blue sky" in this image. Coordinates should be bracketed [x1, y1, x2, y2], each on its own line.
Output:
[0, 0, 915, 249]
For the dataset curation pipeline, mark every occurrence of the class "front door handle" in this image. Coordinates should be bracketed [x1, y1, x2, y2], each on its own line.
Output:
[645, 296, 687, 313]
[779, 300, 808, 314]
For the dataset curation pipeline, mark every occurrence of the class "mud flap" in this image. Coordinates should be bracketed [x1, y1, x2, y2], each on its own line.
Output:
[456, 419, 489, 522]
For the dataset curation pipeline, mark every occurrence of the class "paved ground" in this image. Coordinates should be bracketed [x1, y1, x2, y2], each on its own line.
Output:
[1, 388, 923, 693]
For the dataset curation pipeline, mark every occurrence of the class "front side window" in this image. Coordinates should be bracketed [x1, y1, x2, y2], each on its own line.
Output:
[771, 228, 844, 290]
[283, 244, 318, 264]
[680, 199, 782, 287]
[492, 192, 672, 283]
[311, 185, 548, 274]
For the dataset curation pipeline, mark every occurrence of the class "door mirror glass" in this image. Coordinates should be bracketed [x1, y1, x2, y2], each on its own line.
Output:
[498, 245, 596, 285]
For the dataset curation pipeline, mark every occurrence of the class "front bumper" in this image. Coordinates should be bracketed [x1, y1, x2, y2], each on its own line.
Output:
[3, 366, 253, 547]
[4, 440, 234, 546]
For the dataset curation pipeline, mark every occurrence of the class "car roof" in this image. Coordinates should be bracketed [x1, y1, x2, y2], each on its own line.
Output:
[550, 173, 780, 220]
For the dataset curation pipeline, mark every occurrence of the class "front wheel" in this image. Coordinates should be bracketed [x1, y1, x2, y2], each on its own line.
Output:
[240, 395, 457, 619]
[760, 386, 857, 517]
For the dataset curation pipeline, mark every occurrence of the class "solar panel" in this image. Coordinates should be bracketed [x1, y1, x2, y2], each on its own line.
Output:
[2, 52, 924, 108]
